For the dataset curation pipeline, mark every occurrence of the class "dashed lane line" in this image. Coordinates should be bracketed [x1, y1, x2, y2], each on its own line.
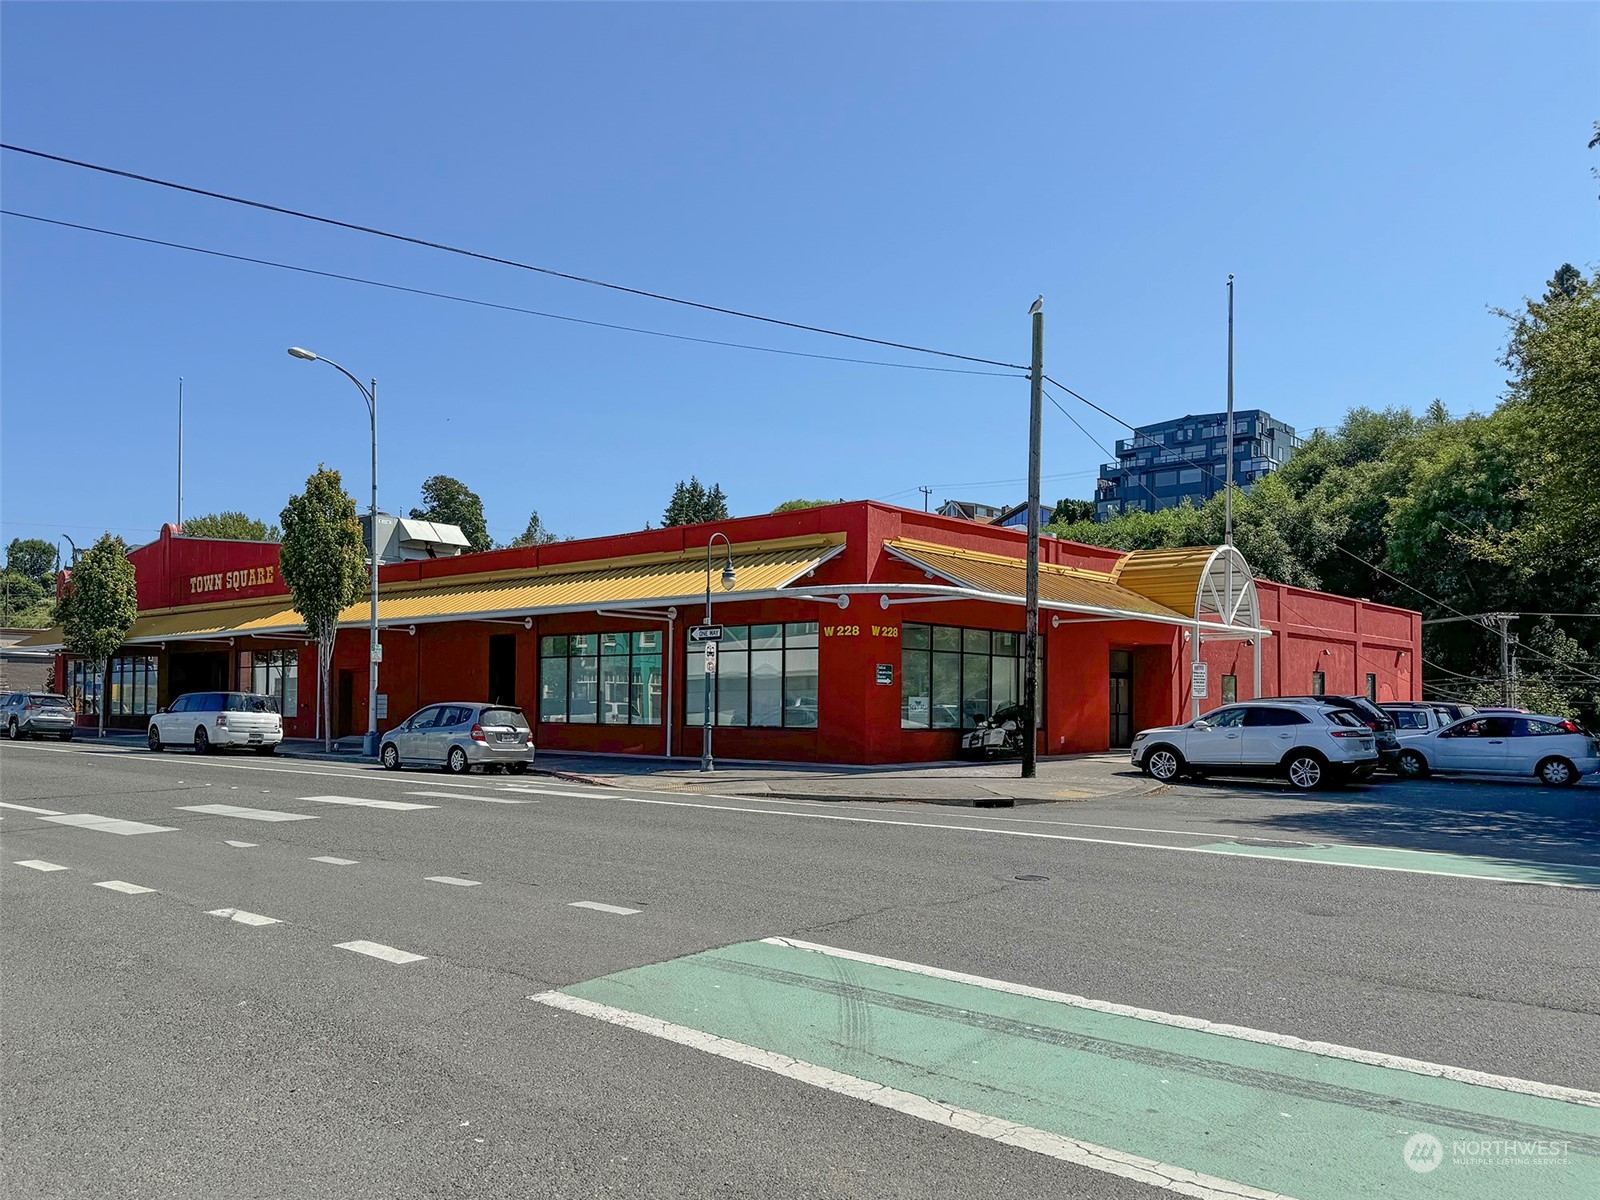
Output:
[405, 791, 535, 804]
[207, 908, 281, 926]
[177, 803, 318, 822]
[224, 840, 257, 848]
[310, 856, 359, 866]
[301, 795, 437, 811]
[94, 880, 156, 894]
[39, 813, 177, 836]
[13, 859, 68, 872]
[568, 900, 641, 916]
[336, 940, 427, 965]
[0, 801, 65, 815]
[425, 875, 481, 887]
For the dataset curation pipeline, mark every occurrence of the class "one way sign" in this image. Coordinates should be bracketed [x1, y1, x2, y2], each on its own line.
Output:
[689, 624, 724, 642]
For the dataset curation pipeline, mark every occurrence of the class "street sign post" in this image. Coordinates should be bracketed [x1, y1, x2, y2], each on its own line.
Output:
[1190, 661, 1209, 699]
[704, 641, 718, 675]
[689, 624, 724, 643]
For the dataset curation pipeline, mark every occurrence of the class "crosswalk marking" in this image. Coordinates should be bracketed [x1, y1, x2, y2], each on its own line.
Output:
[302, 795, 437, 811]
[208, 908, 281, 926]
[178, 803, 317, 822]
[95, 880, 156, 894]
[40, 813, 176, 836]
[310, 856, 358, 866]
[13, 859, 68, 872]
[568, 901, 641, 916]
[336, 940, 427, 964]
[406, 791, 534, 804]
[425, 875, 480, 887]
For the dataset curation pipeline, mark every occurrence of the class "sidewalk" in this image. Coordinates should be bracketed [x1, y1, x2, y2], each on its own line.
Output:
[66, 730, 1156, 807]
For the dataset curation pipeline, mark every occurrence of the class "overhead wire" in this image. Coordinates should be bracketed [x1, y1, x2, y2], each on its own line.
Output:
[0, 143, 1026, 371]
[0, 209, 1023, 379]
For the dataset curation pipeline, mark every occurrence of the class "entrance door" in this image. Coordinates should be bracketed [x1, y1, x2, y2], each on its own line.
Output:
[336, 670, 354, 739]
[1109, 650, 1134, 747]
[488, 634, 517, 707]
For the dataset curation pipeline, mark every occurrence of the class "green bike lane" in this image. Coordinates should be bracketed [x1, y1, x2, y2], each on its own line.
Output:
[534, 937, 1600, 1200]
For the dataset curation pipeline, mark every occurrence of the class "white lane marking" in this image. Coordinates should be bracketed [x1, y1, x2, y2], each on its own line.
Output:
[178, 803, 318, 822]
[95, 880, 156, 894]
[568, 900, 640, 915]
[225, 840, 257, 848]
[425, 875, 481, 887]
[208, 908, 281, 926]
[530, 990, 1291, 1200]
[0, 801, 66, 815]
[764, 938, 1600, 1109]
[336, 940, 426, 964]
[549, 792, 1600, 891]
[301, 795, 437, 811]
[14, 859, 68, 872]
[40, 813, 177, 836]
[310, 855, 359, 866]
[405, 791, 534, 805]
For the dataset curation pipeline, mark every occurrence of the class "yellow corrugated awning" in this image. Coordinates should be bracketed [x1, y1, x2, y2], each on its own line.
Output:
[13, 626, 64, 649]
[9, 597, 293, 652]
[884, 539, 1188, 621]
[1110, 546, 1223, 615]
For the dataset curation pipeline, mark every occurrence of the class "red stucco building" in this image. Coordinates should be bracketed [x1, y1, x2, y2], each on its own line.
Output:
[31, 502, 1421, 762]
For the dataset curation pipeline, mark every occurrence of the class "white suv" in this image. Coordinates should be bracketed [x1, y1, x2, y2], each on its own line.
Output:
[1131, 700, 1378, 791]
[147, 691, 284, 755]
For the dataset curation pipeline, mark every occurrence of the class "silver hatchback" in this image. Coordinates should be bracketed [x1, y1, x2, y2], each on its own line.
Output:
[2, 692, 76, 741]
[379, 702, 535, 775]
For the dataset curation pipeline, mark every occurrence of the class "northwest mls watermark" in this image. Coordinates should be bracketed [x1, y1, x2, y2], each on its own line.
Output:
[1404, 1131, 1572, 1173]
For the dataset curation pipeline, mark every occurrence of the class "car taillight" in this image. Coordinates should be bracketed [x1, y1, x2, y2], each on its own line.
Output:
[525, 731, 535, 746]
[1331, 729, 1368, 738]
[470, 723, 486, 743]
[1558, 720, 1580, 733]
[216, 715, 228, 727]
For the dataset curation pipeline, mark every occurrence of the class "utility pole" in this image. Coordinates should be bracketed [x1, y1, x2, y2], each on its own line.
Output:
[177, 376, 184, 528]
[1224, 275, 1235, 545]
[1493, 613, 1514, 706]
[1022, 296, 1044, 781]
[919, 485, 932, 513]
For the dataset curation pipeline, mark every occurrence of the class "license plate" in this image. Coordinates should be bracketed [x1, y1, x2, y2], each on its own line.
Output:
[497, 732, 519, 743]
[248, 734, 262, 743]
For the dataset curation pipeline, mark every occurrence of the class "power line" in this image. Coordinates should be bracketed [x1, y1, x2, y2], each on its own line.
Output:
[0, 143, 1026, 371]
[1, 209, 1023, 379]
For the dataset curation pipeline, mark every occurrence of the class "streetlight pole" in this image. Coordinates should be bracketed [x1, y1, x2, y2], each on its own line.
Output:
[287, 348, 381, 757]
[701, 532, 735, 772]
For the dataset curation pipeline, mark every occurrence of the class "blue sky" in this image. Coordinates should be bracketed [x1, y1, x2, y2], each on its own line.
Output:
[2, 2, 1594, 555]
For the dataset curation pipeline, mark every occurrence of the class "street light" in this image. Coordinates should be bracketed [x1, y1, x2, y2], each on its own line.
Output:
[287, 346, 381, 757]
[701, 532, 735, 772]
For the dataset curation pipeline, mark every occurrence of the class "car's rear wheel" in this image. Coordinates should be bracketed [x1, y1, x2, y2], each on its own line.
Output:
[1395, 749, 1430, 779]
[1143, 746, 1184, 782]
[446, 746, 470, 774]
[194, 727, 212, 755]
[6, 718, 18, 740]
[506, 762, 529, 775]
[1285, 751, 1328, 791]
[148, 726, 163, 752]
[1536, 756, 1578, 787]
[381, 743, 401, 770]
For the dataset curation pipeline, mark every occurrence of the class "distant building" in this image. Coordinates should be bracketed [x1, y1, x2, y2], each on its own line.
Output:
[936, 500, 1002, 523]
[1095, 409, 1300, 520]
[1, 628, 53, 693]
[993, 502, 1053, 530]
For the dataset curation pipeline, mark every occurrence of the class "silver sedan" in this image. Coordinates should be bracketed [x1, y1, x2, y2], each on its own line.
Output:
[379, 702, 535, 774]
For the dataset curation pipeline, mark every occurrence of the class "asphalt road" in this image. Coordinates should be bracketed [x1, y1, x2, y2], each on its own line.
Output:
[2, 740, 1596, 1200]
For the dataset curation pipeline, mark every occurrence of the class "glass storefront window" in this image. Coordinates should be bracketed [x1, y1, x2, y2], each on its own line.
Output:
[541, 632, 661, 726]
[67, 654, 158, 717]
[902, 623, 1038, 730]
[685, 621, 818, 728]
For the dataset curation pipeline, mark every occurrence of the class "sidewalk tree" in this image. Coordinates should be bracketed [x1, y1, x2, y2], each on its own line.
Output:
[662, 477, 729, 526]
[506, 510, 560, 548]
[181, 511, 281, 541]
[279, 466, 367, 750]
[411, 474, 492, 552]
[53, 534, 137, 737]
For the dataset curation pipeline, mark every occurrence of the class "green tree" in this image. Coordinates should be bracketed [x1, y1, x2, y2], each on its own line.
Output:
[506, 510, 560, 548]
[1049, 498, 1096, 525]
[181, 511, 282, 541]
[53, 534, 138, 737]
[280, 466, 367, 749]
[771, 499, 840, 513]
[411, 475, 492, 552]
[0, 569, 51, 627]
[662, 477, 729, 526]
[6, 537, 58, 581]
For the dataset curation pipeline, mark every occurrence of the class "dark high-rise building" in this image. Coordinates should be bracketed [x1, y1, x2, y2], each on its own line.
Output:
[1095, 409, 1301, 520]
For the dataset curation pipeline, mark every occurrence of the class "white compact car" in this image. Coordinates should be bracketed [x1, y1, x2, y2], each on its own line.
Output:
[147, 691, 284, 755]
[1392, 714, 1599, 786]
[1131, 700, 1378, 791]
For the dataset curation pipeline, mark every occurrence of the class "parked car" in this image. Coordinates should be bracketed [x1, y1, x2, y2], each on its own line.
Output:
[1277, 695, 1401, 772]
[2, 692, 76, 741]
[1392, 714, 1599, 787]
[960, 703, 1027, 758]
[1381, 703, 1469, 738]
[1130, 700, 1378, 791]
[380, 702, 535, 774]
[148, 692, 283, 754]
[1426, 701, 1478, 723]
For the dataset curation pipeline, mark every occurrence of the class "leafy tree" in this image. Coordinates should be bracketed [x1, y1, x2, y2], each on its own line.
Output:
[280, 466, 367, 749]
[181, 511, 281, 541]
[771, 499, 840, 513]
[6, 537, 58, 581]
[0, 570, 52, 627]
[53, 534, 137, 737]
[1049, 498, 1095, 525]
[662, 477, 729, 526]
[506, 510, 560, 548]
[411, 475, 492, 553]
